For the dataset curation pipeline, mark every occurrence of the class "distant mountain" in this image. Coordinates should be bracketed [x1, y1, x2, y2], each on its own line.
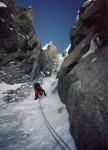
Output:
[42, 41, 58, 60]
[42, 41, 56, 50]
[39, 41, 58, 76]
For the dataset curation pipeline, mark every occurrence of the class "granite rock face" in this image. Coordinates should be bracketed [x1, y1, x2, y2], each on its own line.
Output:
[41, 41, 58, 76]
[0, 0, 41, 84]
[0, 0, 58, 84]
[58, 0, 108, 150]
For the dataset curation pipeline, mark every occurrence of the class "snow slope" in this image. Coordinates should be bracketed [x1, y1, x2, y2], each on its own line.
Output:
[0, 60, 76, 150]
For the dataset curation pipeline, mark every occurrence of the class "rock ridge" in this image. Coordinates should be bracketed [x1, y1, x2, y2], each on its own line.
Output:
[58, 0, 108, 149]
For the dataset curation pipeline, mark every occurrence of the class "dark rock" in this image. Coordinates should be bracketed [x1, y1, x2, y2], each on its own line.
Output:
[3, 82, 33, 103]
[58, 0, 108, 150]
[0, 0, 41, 83]
[0, 1, 59, 84]
[7, 89, 15, 94]
[58, 107, 64, 113]
[3, 95, 12, 103]
[40, 41, 58, 76]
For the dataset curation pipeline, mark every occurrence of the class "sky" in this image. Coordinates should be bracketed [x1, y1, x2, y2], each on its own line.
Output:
[14, 0, 84, 53]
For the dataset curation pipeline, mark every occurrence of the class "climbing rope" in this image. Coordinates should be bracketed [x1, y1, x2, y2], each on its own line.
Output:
[38, 99, 72, 150]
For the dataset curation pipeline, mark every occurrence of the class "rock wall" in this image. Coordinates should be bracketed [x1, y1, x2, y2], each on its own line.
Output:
[0, 0, 58, 84]
[0, 0, 41, 84]
[41, 41, 58, 76]
[58, 0, 108, 150]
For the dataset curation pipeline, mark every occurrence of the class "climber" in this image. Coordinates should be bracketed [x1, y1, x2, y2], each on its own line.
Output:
[34, 82, 46, 100]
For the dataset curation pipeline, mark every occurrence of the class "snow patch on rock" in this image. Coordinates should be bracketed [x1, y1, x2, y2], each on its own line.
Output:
[0, 2, 7, 8]
[82, 39, 98, 58]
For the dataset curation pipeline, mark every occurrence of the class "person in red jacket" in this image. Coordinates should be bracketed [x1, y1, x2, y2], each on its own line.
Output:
[34, 83, 46, 100]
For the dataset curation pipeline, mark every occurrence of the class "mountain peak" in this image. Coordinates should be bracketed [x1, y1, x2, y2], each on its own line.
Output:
[42, 41, 58, 61]
[42, 41, 56, 50]
[49, 41, 53, 45]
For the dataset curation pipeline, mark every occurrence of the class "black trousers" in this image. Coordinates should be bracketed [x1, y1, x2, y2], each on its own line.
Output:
[40, 88, 46, 96]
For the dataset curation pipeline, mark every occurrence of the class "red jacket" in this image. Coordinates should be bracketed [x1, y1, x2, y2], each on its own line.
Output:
[34, 86, 41, 94]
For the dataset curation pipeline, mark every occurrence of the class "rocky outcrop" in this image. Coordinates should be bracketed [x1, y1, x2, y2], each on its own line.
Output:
[3, 82, 33, 103]
[58, 0, 108, 150]
[0, 1, 59, 84]
[0, 0, 41, 84]
[40, 41, 58, 76]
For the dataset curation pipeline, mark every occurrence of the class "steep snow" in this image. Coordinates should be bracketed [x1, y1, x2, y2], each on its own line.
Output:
[42, 44, 49, 50]
[0, 57, 76, 150]
[57, 54, 64, 71]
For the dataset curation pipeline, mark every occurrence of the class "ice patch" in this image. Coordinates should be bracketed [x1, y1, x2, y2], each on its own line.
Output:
[75, 14, 79, 23]
[9, 61, 15, 64]
[29, 6, 32, 9]
[96, 36, 102, 46]
[0, 18, 4, 22]
[0, 71, 6, 75]
[0, 2, 7, 7]
[57, 54, 64, 71]
[8, 26, 13, 31]
[82, 39, 98, 59]
[11, 14, 15, 20]
[81, 44, 85, 47]
[82, 0, 96, 8]
[91, 58, 97, 62]
[42, 44, 49, 50]
[17, 32, 26, 39]
[65, 44, 71, 53]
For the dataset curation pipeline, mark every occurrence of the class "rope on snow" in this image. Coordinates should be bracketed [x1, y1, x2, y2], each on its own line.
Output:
[38, 99, 72, 150]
